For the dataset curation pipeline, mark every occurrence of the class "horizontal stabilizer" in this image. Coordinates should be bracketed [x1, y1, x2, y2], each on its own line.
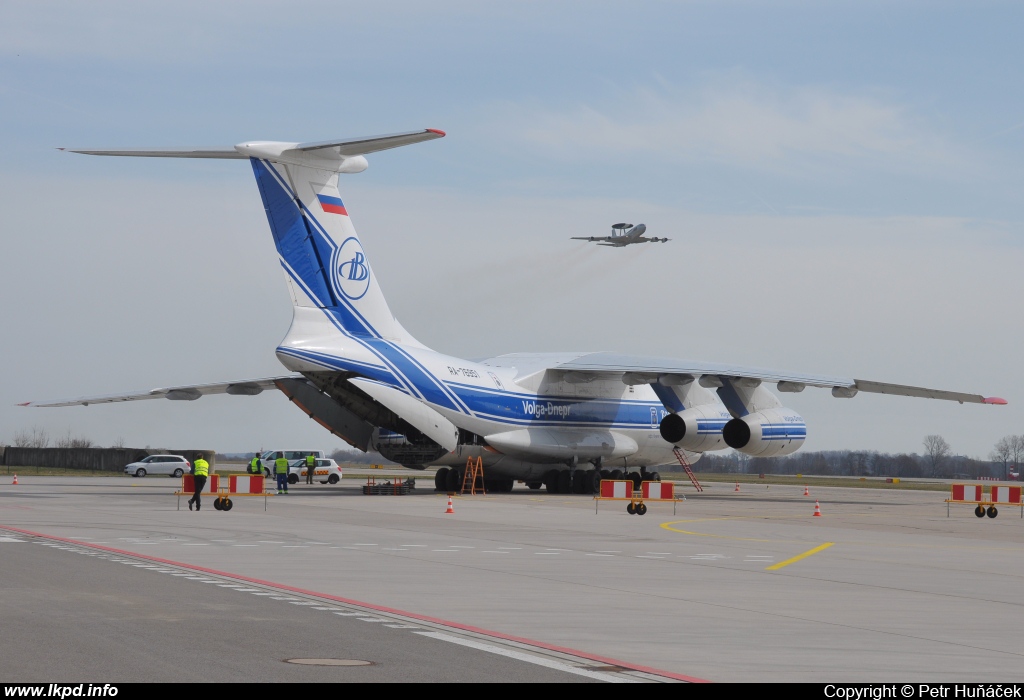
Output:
[60, 129, 446, 168]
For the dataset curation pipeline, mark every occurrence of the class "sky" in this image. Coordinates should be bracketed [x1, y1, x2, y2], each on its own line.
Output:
[1, 0, 1022, 459]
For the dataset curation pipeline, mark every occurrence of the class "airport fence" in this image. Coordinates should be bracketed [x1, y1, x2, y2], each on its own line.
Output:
[1, 447, 215, 473]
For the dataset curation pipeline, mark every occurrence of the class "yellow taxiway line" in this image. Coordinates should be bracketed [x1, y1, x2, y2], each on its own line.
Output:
[765, 542, 834, 571]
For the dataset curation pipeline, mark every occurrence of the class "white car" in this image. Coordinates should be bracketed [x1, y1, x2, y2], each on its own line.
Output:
[258, 451, 342, 485]
[125, 454, 191, 478]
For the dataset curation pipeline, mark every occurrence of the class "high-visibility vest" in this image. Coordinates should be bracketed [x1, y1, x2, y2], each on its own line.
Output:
[275, 457, 289, 474]
[250, 457, 261, 474]
[194, 458, 209, 477]
[305, 455, 316, 468]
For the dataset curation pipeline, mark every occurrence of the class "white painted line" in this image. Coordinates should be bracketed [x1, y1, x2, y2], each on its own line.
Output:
[482, 551, 509, 554]
[585, 553, 614, 557]
[232, 545, 259, 547]
[535, 552, 561, 555]
[357, 618, 387, 622]
[281, 546, 308, 548]
[382, 548, 405, 551]
[596, 551, 621, 553]
[350, 543, 378, 546]
[414, 631, 636, 683]
[210, 540, 236, 543]
[646, 552, 672, 555]
[289, 601, 318, 606]
[258, 541, 285, 544]
[312, 607, 341, 611]
[305, 542, 331, 545]
[401, 545, 426, 547]
[544, 548, 569, 551]
[636, 556, 664, 559]
[231, 588, 261, 592]
[249, 592, 274, 596]
[332, 611, 362, 616]
[449, 546, 475, 549]
[497, 547, 521, 550]
[0, 537, 26, 543]
[269, 596, 301, 600]
[432, 549, 459, 552]
[384, 624, 421, 629]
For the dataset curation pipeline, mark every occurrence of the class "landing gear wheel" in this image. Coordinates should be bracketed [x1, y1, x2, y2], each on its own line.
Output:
[543, 470, 559, 493]
[649, 471, 661, 482]
[636, 502, 648, 516]
[327, 474, 340, 485]
[434, 468, 449, 491]
[222, 498, 233, 512]
[526, 481, 542, 490]
[600, 469, 611, 480]
[987, 506, 998, 518]
[557, 470, 572, 494]
[626, 502, 636, 515]
[610, 469, 623, 481]
[135, 468, 147, 478]
[586, 470, 601, 494]
[172, 468, 184, 478]
[288, 473, 299, 485]
[445, 468, 461, 493]
[975, 505, 986, 518]
[213, 499, 224, 511]
[571, 470, 586, 494]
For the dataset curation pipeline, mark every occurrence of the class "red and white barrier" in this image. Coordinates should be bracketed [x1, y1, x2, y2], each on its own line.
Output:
[600, 480, 632, 499]
[641, 481, 675, 500]
[229, 475, 266, 494]
[991, 486, 1022, 505]
[181, 474, 219, 493]
[951, 484, 983, 502]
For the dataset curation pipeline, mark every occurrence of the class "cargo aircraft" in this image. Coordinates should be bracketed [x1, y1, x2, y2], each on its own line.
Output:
[25, 129, 1006, 496]
[571, 222, 669, 246]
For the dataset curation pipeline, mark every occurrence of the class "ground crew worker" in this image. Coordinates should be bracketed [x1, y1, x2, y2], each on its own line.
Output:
[305, 452, 316, 484]
[188, 454, 209, 511]
[249, 453, 262, 475]
[274, 451, 289, 495]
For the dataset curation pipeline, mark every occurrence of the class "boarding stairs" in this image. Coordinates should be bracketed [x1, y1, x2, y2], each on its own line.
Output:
[673, 448, 703, 492]
[460, 456, 486, 495]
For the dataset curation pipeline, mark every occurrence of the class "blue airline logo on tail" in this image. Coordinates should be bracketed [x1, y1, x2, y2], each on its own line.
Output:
[336, 237, 370, 300]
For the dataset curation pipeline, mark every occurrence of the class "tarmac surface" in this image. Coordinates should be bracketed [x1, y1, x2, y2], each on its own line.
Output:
[2, 473, 1023, 682]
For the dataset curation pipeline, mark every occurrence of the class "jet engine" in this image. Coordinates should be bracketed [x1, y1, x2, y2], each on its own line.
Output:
[658, 405, 731, 452]
[722, 408, 806, 457]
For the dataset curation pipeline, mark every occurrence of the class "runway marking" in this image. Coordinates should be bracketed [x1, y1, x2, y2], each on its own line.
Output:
[258, 541, 284, 544]
[384, 624, 420, 629]
[432, 549, 459, 552]
[1, 525, 708, 683]
[232, 544, 259, 547]
[449, 546, 475, 549]
[350, 543, 377, 546]
[401, 544, 426, 547]
[660, 520, 775, 542]
[281, 545, 308, 548]
[312, 607, 341, 611]
[0, 537, 26, 542]
[232, 588, 261, 592]
[596, 550, 620, 553]
[497, 547, 521, 550]
[636, 556, 664, 560]
[534, 552, 561, 555]
[415, 631, 636, 683]
[482, 550, 509, 554]
[765, 542, 834, 571]
[585, 553, 613, 557]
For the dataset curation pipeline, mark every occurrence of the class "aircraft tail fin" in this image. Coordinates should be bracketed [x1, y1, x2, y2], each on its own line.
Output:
[64, 129, 445, 345]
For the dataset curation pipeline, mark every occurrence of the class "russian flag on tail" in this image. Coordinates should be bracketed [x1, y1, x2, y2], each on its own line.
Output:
[317, 194, 348, 216]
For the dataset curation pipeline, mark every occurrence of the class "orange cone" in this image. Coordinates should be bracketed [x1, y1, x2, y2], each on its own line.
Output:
[803, 485, 810, 496]
[813, 500, 821, 517]
[444, 495, 454, 514]
[12, 474, 17, 485]
[734, 482, 740, 492]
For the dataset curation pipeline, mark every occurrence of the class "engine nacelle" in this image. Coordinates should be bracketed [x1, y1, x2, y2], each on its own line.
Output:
[722, 408, 806, 457]
[658, 405, 731, 452]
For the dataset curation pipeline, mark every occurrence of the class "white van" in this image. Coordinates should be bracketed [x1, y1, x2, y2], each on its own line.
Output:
[259, 450, 342, 485]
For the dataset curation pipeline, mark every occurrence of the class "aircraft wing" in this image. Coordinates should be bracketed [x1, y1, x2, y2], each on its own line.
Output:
[19, 376, 300, 407]
[550, 352, 1006, 405]
[570, 236, 612, 242]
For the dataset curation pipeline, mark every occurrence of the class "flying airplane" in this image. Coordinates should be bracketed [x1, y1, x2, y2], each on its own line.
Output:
[571, 223, 669, 246]
[25, 129, 1006, 500]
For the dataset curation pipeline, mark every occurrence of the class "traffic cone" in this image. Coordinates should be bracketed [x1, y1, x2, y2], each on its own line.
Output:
[813, 500, 822, 517]
[734, 482, 740, 492]
[12, 474, 18, 485]
[444, 495, 454, 514]
[803, 485, 810, 496]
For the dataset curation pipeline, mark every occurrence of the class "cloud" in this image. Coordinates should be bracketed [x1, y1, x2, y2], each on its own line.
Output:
[492, 81, 972, 178]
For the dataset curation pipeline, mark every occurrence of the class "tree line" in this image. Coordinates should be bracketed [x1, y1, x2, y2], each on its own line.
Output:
[694, 434, 1023, 479]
